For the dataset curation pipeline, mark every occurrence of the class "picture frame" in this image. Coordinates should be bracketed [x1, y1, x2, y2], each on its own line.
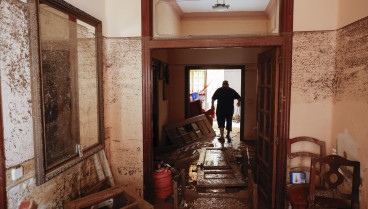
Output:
[290, 172, 307, 184]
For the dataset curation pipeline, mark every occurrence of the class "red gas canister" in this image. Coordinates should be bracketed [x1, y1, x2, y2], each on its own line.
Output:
[153, 166, 173, 199]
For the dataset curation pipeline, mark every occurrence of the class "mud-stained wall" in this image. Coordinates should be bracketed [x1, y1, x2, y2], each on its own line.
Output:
[290, 31, 337, 153]
[0, 0, 34, 168]
[333, 17, 368, 207]
[7, 157, 100, 209]
[1, 1, 108, 208]
[103, 38, 143, 198]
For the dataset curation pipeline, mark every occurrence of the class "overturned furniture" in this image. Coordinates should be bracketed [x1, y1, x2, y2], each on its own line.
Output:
[164, 114, 215, 148]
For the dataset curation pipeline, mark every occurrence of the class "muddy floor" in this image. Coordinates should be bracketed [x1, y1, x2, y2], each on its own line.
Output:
[153, 130, 256, 209]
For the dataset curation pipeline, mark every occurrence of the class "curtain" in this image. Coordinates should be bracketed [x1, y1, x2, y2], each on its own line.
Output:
[190, 70, 207, 93]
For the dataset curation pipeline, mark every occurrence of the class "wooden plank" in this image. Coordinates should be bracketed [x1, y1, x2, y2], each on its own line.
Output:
[203, 149, 231, 169]
[98, 150, 115, 187]
[83, 178, 108, 196]
[248, 169, 258, 209]
[65, 186, 133, 209]
[148, 36, 284, 49]
[197, 148, 246, 189]
[120, 202, 138, 209]
[173, 180, 178, 209]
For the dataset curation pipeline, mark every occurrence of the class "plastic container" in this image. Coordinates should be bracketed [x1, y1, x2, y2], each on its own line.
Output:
[153, 167, 173, 199]
[191, 93, 199, 101]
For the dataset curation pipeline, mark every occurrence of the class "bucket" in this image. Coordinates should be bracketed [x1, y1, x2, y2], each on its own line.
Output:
[153, 167, 173, 199]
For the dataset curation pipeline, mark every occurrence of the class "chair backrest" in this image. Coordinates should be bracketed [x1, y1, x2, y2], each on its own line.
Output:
[309, 155, 360, 209]
[287, 136, 326, 185]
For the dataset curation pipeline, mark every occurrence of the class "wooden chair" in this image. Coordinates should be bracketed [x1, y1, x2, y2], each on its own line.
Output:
[286, 136, 326, 209]
[308, 155, 360, 209]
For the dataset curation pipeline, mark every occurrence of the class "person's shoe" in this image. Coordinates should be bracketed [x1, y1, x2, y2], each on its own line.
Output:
[219, 136, 225, 143]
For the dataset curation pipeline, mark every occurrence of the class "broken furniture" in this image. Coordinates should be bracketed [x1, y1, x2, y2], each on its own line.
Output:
[164, 114, 215, 148]
[196, 147, 247, 192]
[64, 186, 153, 209]
[286, 136, 326, 209]
[309, 155, 360, 209]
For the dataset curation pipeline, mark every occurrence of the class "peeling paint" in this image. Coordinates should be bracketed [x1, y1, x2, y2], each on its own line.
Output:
[292, 31, 337, 103]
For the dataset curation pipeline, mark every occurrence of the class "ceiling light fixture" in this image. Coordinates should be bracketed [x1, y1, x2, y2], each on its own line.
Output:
[212, 0, 230, 12]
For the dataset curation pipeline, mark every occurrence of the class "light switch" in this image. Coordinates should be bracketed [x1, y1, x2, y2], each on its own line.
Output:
[11, 166, 23, 181]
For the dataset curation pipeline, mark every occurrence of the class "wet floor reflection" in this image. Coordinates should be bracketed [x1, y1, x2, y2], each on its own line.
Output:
[154, 131, 256, 209]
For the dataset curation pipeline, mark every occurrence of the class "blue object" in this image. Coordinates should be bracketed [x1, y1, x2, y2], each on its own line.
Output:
[191, 93, 199, 100]
[290, 172, 306, 184]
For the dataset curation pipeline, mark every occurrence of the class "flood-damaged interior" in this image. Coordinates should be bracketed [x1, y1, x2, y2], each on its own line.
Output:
[1, 0, 368, 209]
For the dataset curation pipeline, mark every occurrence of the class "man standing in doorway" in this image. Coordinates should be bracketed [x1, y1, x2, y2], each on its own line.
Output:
[211, 80, 241, 140]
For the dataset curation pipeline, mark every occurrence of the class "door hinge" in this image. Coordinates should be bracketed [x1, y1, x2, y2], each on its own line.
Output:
[278, 55, 282, 64]
[275, 136, 279, 145]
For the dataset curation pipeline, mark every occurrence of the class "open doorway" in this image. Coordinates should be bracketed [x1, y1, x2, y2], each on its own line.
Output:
[149, 46, 286, 208]
[185, 67, 244, 140]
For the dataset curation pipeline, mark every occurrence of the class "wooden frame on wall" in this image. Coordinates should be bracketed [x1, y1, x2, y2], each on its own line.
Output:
[142, 0, 293, 208]
[30, 0, 105, 184]
[0, 76, 6, 209]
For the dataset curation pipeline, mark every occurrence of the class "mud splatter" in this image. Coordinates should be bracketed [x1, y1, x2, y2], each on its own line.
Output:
[103, 37, 144, 199]
[291, 31, 337, 103]
[7, 155, 100, 209]
[1, 0, 34, 167]
[335, 16, 368, 102]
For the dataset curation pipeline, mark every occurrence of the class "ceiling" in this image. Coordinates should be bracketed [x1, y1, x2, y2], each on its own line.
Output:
[175, 0, 271, 13]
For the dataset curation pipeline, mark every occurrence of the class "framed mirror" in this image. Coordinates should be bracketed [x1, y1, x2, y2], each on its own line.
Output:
[31, 0, 104, 184]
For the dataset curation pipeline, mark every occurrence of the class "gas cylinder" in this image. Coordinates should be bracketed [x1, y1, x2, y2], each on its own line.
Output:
[153, 166, 173, 199]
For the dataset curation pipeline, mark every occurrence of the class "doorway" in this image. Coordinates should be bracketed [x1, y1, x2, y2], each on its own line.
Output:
[184, 66, 245, 141]
[149, 46, 285, 208]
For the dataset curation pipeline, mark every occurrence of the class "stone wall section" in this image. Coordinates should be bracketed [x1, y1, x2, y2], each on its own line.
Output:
[103, 38, 143, 198]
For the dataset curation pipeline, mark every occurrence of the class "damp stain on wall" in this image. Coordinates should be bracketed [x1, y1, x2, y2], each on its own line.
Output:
[103, 38, 143, 198]
[7, 156, 100, 209]
[0, 0, 34, 167]
[335, 16, 368, 102]
[292, 31, 337, 103]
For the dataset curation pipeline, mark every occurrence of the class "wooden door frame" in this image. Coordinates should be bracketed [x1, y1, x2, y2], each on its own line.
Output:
[141, 0, 293, 208]
[0, 74, 6, 209]
[184, 66, 246, 141]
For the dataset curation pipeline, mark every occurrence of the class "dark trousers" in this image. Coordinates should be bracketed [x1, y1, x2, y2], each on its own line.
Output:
[216, 111, 233, 131]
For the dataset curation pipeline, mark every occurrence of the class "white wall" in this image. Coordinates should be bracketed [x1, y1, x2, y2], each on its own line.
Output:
[65, 0, 107, 34]
[293, 0, 339, 31]
[65, 0, 141, 37]
[338, 0, 368, 28]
